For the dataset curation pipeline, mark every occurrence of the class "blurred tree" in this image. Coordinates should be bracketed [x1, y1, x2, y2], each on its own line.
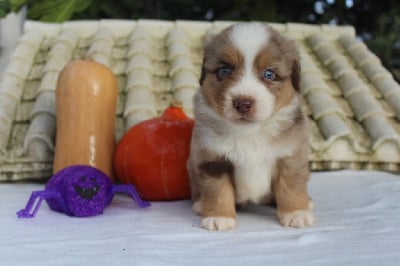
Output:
[0, 0, 10, 18]
[305, 0, 400, 80]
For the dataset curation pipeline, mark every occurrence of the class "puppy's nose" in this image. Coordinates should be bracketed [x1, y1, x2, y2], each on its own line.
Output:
[233, 98, 253, 114]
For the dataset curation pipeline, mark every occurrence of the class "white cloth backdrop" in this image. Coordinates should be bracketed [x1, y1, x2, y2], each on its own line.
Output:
[1, 170, 399, 265]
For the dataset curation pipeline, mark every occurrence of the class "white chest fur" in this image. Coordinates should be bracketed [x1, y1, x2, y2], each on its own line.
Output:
[233, 156, 274, 204]
[199, 122, 295, 204]
[194, 90, 300, 204]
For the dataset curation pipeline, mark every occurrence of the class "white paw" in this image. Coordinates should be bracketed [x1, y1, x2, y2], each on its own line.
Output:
[278, 210, 315, 228]
[201, 217, 236, 231]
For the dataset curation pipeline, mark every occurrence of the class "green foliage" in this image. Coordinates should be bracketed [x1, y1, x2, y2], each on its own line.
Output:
[27, 0, 91, 22]
[0, 0, 11, 18]
[9, 0, 27, 11]
[365, 9, 400, 80]
[0, 0, 92, 22]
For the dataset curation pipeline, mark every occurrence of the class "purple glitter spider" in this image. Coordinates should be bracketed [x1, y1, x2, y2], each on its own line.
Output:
[17, 165, 150, 218]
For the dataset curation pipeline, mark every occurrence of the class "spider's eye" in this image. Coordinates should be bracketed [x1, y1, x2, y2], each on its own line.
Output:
[263, 69, 276, 81]
[90, 177, 96, 183]
[80, 176, 87, 182]
[216, 65, 233, 79]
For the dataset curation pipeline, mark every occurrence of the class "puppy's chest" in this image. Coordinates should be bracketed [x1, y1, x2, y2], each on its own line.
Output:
[205, 132, 293, 204]
[234, 156, 275, 204]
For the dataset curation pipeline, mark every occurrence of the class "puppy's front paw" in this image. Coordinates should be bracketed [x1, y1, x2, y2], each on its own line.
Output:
[278, 210, 315, 228]
[201, 217, 236, 231]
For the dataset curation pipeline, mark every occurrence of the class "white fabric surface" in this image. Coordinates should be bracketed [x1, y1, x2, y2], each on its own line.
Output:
[1, 170, 399, 266]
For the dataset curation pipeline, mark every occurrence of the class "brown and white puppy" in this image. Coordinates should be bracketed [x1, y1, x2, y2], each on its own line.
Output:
[187, 23, 315, 231]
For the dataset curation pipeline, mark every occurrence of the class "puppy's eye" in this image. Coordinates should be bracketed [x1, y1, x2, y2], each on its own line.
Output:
[216, 65, 233, 79]
[263, 69, 276, 81]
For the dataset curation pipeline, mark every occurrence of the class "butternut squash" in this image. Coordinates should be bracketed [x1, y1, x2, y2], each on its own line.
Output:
[53, 59, 117, 179]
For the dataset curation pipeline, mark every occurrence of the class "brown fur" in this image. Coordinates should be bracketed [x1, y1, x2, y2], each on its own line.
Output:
[188, 23, 314, 230]
[200, 28, 245, 117]
[271, 117, 311, 213]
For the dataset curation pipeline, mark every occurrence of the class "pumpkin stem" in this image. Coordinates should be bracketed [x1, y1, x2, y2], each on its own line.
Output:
[170, 100, 183, 109]
[162, 101, 189, 121]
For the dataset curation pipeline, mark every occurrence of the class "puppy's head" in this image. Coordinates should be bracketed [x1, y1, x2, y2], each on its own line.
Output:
[199, 23, 301, 124]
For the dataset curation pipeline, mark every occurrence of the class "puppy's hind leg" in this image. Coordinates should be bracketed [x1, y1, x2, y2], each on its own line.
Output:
[187, 160, 202, 216]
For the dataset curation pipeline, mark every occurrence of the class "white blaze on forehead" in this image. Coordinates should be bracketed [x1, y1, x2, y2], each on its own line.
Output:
[229, 23, 270, 69]
[227, 23, 275, 122]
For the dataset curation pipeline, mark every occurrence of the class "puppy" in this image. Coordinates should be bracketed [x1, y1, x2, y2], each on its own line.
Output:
[187, 23, 315, 231]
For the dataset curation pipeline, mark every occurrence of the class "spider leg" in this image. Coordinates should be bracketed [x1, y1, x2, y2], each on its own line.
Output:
[16, 190, 71, 218]
[111, 185, 151, 208]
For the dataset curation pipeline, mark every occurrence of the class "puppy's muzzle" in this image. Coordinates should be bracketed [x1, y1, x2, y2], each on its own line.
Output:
[233, 97, 254, 115]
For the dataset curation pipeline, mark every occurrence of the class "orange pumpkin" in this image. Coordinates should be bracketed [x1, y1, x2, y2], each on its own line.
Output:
[114, 104, 194, 201]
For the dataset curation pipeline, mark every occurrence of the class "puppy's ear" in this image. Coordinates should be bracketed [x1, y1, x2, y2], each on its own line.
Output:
[202, 31, 218, 49]
[199, 35, 215, 86]
[199, 31, 220, 86]
[291, 59, 301, 92]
